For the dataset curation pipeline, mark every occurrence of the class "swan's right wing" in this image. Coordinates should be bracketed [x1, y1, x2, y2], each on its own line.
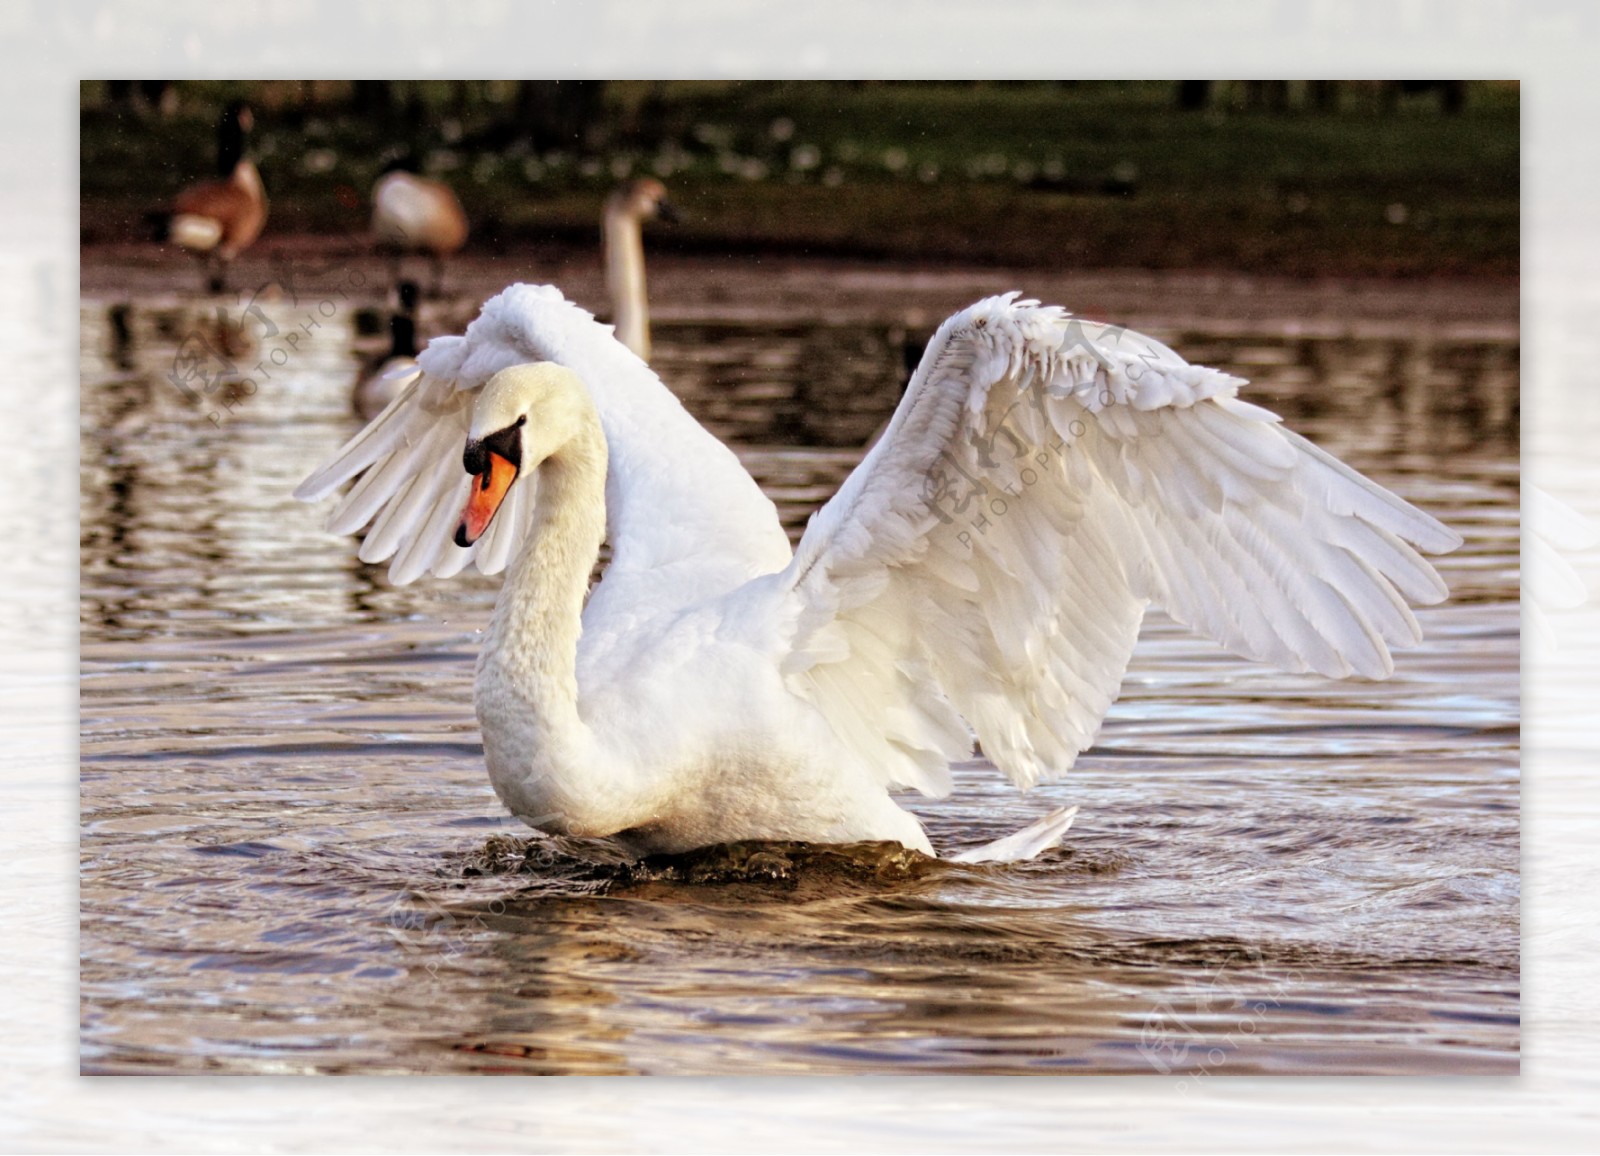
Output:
[296, 284, 793, 597]
[780, 295, 1462, 796]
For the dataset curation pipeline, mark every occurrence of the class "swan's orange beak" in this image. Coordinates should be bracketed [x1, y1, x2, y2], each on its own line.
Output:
[455, 447, 516, 547]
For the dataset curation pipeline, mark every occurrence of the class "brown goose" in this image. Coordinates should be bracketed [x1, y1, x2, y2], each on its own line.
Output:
[166, 101, 268, 294]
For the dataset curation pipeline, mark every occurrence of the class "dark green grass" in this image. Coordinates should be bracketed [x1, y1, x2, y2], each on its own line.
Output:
[80, 80, 1518, 277]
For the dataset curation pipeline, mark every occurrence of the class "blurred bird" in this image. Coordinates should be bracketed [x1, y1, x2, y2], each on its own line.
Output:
[354, 280, 421, 421]
[603, 178, 677, 360]
[371, 158, 469, 298]
[160, 101, 268, 294]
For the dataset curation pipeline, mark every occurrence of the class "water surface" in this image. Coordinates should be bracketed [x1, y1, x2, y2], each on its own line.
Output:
[79, 278, 1518, 1075]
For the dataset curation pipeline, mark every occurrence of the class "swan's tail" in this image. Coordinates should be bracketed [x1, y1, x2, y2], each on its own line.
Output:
[948, 805, 1078, 864]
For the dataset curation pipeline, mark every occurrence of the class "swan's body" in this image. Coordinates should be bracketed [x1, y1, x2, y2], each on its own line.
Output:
[297, 285, 1461, 860]
[460, 366, 935, 852]
[372, 168, 469, 296]
[603, 179, 675, 359]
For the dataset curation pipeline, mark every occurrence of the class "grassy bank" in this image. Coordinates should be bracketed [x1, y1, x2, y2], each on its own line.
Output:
[80, 81, 1519, 278]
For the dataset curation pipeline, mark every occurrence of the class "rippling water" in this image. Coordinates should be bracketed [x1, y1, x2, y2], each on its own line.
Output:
[79, 278, 1518, 1075]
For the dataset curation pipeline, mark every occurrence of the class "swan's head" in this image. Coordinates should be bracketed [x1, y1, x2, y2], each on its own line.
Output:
[222, 99, 254, 136]
[454, 362, 593, 547]
[608, 177, 678, 223]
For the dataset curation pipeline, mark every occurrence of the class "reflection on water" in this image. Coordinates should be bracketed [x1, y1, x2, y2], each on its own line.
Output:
[80, 281, 1518, 1075]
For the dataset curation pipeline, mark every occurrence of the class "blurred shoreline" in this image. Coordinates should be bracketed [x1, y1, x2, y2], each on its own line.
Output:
[80, 240, 1519, 334]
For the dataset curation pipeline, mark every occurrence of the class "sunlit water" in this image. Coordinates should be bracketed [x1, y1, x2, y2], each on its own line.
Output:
[80, 277, 1518, 1075]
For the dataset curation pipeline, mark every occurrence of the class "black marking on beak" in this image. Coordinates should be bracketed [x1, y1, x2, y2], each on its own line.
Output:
[461, 416, 525, 478]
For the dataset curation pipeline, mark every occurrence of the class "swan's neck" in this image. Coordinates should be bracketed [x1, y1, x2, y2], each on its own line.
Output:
[603, 200, 649, 359]
[476, 417, 607, 779]
[231, 160, 263, 198]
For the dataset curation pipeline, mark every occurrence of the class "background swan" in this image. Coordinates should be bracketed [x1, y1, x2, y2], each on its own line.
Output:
[161, 101, 267, 293]
[297, 284, 1461, 861]
[371, 159, 469, 297]
[603, 178, 676, 359]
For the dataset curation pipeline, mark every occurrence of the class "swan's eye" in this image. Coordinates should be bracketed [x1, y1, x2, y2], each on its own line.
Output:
[516, 415, 526, 427]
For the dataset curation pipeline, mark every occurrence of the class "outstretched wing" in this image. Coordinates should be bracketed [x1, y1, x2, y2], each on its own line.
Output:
[295, 284, 793, 597]
[781, 294, 1463, 795]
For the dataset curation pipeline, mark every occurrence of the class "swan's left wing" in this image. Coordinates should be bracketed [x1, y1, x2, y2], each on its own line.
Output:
[781, 294, 1462, 796]
[293, 362, 501, 584]
[296, 284, 792, 596]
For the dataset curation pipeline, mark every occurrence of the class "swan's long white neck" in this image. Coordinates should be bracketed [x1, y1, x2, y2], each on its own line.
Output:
[603, 198, 650, 360]
[474, 412, 608, 813]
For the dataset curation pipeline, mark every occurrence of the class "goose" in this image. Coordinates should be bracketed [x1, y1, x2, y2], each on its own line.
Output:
[296, 285, 1461, 863]
[164, 101, 268, 293]
[603, 178, 677, 359]
[353, 280, 421, 421]
[371, 159, 469, 297]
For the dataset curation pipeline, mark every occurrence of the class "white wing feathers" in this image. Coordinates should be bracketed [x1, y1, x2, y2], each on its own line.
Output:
[295, 284, 792, 592]
[297, 286, 1461, 803]
[782, 294, 1462, 794]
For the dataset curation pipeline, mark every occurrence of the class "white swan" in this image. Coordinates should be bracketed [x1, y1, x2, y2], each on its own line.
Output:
[296, 285, 1461, 861]
[603, 178, 676, 360]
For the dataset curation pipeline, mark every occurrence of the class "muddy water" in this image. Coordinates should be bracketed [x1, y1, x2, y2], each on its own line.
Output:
[79, 278, 1518, 1075]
